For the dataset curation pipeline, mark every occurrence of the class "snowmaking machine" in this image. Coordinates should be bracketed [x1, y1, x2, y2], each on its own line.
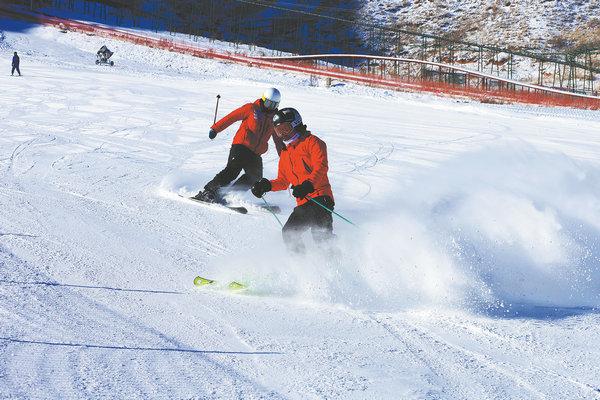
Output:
[95, 45, 114, 66]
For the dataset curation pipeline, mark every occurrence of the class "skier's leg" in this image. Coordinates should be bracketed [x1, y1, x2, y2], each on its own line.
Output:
[11, 66, 15, 76]
[195, 145, 245, 201]
[282, 203, 312, 254]
[17, 66, 21, 76]
[231, 153, 263, 191]
[309, 196, 335, 244]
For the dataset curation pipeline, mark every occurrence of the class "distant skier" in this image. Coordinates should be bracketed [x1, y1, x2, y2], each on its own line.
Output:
[11, 52, 21, 76]
[251, 108, 335, 253]
[193, 88, 284, 203]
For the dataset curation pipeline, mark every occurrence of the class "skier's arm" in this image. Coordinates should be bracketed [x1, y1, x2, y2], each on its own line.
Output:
[306, 138, 329, 185]
[272, 130, 285, 156]
[270, 158, 290, 191]
[211, 103, 251, 134]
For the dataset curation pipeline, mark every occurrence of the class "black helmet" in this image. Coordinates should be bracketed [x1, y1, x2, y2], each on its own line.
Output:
[273, 108, 304, 142]
[273, 108, 302, 128]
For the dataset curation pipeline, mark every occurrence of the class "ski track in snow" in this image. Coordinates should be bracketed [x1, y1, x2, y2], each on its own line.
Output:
[1, 18, 600, 399]
[363, 310, 600, 399]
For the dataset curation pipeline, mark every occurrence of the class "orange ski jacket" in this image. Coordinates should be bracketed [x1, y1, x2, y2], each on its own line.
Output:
[211, 99, 283, 156]
[270, 133, 334, 206]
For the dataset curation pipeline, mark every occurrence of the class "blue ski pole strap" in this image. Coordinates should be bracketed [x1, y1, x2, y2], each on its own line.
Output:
[306, 196, 358, 227]
[262, 196, 283, 228]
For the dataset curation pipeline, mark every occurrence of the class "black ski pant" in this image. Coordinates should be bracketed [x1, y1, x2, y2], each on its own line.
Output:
[11, 66, 21, 76]
[204, 144, 263, 195]
[282, 196, 334, 253]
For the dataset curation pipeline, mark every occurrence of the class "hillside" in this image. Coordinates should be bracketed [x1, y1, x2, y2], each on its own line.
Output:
[360, 0, 600, 52]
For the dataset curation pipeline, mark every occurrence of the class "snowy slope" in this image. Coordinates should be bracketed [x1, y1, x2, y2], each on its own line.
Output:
[1, 18, 600, 399]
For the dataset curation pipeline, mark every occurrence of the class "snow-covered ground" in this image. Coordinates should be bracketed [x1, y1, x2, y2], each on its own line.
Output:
[1, 18, 600, 399]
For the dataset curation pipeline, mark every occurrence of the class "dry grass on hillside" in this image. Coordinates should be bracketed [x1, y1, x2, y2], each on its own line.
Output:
[550, 20, 600, 53]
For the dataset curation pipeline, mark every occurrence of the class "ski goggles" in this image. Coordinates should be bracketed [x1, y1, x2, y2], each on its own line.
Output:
[274, 121, 295, 141]
[262, 96, 279, 111]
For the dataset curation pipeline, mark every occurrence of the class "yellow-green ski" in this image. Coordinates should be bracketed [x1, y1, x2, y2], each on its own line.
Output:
[228, 281, 247, 291]
[193, 276, 215, 286]
[194, 276, 247, 292]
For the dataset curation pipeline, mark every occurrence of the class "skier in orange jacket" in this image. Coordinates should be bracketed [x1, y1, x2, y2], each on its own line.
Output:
[251, 108, 334, 253]
[193, 88, 284, 203]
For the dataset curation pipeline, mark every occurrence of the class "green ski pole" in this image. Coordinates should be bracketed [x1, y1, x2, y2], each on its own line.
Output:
[306, 195, 357, 227]
[262, 196, 283, 228]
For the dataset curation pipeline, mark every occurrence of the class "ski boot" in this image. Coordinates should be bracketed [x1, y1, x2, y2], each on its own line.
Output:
[191, 189, 217, 203]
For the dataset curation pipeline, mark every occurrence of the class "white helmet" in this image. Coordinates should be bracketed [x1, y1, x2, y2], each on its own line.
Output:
[261, 88, 281, 111]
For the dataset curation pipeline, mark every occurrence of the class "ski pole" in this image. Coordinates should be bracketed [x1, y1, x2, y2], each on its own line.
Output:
[306, 195, 357, 227]
[213, 94, 221, 124]
[262, 196, 283, 228]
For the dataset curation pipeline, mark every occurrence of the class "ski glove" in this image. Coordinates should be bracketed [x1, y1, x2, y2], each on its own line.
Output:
[208, 128, 217, 140]
[251, 178, 272, 198]
[291, 180, 314, 199]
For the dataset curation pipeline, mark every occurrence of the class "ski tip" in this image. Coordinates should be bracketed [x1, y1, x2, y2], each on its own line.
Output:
[227, 281, 247, 291]
[194, 276, 215, 286]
